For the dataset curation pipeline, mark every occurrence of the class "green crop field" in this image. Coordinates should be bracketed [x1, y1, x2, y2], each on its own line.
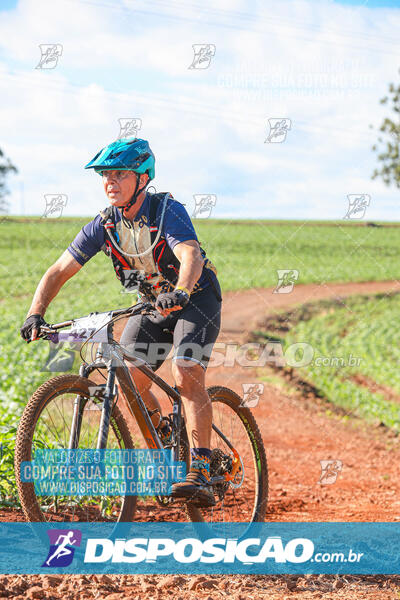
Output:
[0, 216, 399, 504]
[1, 217, 400, 302]
[254, 293, 400, 432]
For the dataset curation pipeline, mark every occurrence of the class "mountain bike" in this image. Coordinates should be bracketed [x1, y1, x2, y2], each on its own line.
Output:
[15, 282, 268, 529]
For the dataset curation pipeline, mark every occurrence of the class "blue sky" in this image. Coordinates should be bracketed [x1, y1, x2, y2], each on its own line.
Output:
[335, 0, 400, 6]
[0, 1, 17, 9]
[1, 0, 400, 219]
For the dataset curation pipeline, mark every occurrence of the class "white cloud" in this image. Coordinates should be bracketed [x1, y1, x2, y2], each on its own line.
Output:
[0, 0, 400, 219]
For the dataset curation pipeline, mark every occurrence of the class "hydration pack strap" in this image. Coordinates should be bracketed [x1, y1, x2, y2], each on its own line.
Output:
[148, 192, 170, 235]
[203, 267, 222, 302]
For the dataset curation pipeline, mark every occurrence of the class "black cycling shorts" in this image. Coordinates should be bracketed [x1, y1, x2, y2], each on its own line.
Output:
[119, 282, 222, 371]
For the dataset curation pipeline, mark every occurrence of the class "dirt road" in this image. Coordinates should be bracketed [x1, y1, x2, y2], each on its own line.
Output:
[2, 280, 400, 599]
[206, 280, 400, 523]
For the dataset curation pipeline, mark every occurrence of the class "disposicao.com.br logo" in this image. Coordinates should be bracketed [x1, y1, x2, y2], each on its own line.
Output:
[5, 522, 392, 575]
[83, 536, 362, 565]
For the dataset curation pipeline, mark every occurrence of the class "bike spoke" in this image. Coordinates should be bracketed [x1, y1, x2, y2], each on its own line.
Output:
[29, 388, 128, 522]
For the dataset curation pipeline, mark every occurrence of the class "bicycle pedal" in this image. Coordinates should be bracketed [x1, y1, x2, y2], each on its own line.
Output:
[155, 495, 173, 507]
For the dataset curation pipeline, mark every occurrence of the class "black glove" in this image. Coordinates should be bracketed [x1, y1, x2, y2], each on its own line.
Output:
[155, 289, 190, 312]
[20, 314, 48, 343]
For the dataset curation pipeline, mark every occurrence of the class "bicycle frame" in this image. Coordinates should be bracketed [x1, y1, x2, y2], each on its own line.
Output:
[74, 340, 183, 462]
[45, 302, 240, 487]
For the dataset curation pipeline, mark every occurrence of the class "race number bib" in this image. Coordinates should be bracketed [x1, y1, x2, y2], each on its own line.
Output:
[60, 312, 112, 344]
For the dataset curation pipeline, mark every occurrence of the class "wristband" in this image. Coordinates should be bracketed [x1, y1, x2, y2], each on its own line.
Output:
[175, 286, 191, 297]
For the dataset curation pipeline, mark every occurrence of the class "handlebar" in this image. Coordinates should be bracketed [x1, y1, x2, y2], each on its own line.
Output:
[38, 301, 154, 337]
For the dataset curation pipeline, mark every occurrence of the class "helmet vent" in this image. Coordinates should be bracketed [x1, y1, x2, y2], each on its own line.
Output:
[108, 150, 123, 159]
[137, 152, 150, 164]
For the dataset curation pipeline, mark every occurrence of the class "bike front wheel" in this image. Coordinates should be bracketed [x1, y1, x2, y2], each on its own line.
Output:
[14, 374, 137, 522]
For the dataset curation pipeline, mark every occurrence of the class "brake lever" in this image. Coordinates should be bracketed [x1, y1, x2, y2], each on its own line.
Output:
[142, 303, 155, 315]
[134, 302, 154, 316]
[37, 325, 57, 341]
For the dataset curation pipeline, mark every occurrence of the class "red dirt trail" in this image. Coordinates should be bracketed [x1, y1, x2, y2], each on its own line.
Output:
[2, 280, 400, 599]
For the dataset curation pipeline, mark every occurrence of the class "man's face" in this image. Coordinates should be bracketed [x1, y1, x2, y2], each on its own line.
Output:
[101, 170, 147, 207]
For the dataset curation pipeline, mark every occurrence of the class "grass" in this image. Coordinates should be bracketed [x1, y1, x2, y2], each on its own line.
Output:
[1, 216, 399, 503]
[1, 217, 400, 300]
[195, 219, 400, 290]
[254, 293, 400, 432]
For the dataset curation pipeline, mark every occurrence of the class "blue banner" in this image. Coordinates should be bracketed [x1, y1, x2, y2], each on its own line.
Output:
[0, 522, 399, 574]
[20, 449, 186, 496]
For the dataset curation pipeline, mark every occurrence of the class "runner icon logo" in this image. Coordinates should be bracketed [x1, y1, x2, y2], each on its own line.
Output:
[42, 529, 82, 567]
[188, 44, 216, 69]
[318, 460, 343, 485]
[42, 194, 68, 219]
[265, 118, 292, 143]
[240, 383, 264, 408]
[344, 194, 370, 220]
[35, 44, 63, 69]
[274, 269, 299, 294]
[192, 194, 217, 218]
[117, 118, 142, 140]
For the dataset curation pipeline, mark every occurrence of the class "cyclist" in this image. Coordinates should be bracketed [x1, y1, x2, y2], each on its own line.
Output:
[20, 138, 222, 507]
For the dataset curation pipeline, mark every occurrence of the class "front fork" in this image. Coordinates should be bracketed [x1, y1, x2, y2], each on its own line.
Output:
[68, 344, 116, 450]
[96, 365, 116, 449]
[68, 363, 90, 449]
[172, 389, 182, 464]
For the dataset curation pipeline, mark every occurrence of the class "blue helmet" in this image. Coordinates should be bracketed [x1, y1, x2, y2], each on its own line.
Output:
[85, 137, 155, 180]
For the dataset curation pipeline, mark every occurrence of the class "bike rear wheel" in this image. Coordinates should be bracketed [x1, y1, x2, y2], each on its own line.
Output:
[186, 386, 268, 532]
[15, 374, 137, 522]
